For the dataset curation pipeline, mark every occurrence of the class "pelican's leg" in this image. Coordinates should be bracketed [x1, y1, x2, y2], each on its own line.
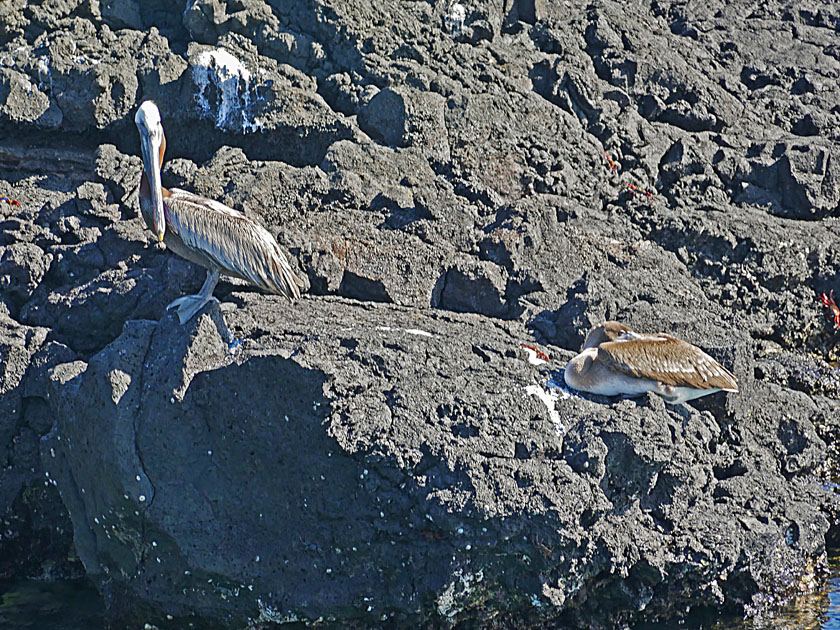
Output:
[166, 269, 220, 325]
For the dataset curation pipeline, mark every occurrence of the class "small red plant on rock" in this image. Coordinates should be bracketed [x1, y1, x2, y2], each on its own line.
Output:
[819, 290, 840, 328]
[627, 183, 655, 199]
[0, 196, 21, 207]
[520, 343, 550, 363]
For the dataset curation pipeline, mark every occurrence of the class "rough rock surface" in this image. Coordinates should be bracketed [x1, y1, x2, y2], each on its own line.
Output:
[1, 0, 839, 628]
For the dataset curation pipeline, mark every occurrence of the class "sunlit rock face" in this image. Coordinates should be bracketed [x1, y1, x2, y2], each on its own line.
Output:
[1, 0, 840, 627]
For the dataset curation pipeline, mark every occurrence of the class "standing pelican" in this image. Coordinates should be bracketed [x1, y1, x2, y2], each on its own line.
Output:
[134, 100, 303, 324]
[564, 321, 738, 405]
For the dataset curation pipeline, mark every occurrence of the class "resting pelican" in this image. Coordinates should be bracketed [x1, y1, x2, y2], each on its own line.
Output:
[564, 321, 738, 405]
[135, 100, 303, 324]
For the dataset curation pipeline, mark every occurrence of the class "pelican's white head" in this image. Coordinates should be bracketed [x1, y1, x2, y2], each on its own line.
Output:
[135, 100, 166, 242]
[135, 100, 162, 130]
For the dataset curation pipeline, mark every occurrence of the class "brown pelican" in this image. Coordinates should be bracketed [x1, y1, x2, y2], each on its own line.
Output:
[134, 100, 303, 324]
[564, 321, 738, 405]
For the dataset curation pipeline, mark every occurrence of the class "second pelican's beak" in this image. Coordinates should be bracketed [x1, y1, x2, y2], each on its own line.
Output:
[139, 128, 166, 241]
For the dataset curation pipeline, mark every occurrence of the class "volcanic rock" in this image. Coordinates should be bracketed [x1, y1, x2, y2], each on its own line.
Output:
[0, 0, 839, 628]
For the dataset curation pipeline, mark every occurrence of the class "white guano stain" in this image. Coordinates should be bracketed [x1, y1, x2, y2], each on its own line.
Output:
[404, 328, 433, 337]
[445, 3, 466, 36]
[36, 57, 52, 91]
[192, 49, 262, 133]
[376, 325, 435, 338]
[521, 346, 548, 365]
[256, 599, 299, 624]
[525, 380, 569, 438]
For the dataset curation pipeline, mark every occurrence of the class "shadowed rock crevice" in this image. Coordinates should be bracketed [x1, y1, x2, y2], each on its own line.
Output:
[339, 270, 391, 303]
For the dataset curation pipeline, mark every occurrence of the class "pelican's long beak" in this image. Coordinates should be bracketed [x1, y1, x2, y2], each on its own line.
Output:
[138, 124, 166, 242]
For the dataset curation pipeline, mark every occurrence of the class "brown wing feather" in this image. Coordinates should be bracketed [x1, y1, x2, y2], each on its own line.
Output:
[598, 334, 738, 391]
[164, 189, 302, 299]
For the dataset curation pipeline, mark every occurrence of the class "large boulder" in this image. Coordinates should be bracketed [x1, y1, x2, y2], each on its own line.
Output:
[37, 297, 831, 627]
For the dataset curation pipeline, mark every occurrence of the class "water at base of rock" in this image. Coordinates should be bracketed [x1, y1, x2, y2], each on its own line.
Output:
[636, 551, 840, 629]
[0, 578, 104, 629]
[3, 555, 840, 630]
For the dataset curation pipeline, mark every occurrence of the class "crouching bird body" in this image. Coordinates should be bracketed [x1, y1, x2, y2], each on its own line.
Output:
[134, 100, 303, 324]
[564, 321, 738, 405]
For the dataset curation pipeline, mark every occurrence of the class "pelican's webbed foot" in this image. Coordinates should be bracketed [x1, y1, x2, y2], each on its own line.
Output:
[167, 268, 220, 325]
[167, 294, 219, 324]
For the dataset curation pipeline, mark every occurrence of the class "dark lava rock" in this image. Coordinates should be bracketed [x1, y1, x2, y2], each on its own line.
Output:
[32, 297, 831, 629]
[1, 0, 839, 627]
[0, 309, 81, 581]
[358, 87, 411, 147]
[437, 259, 511, 319]
[0, 242, 51, 308]
[0, 67, 62, 127]
[357, 86, 448, 162]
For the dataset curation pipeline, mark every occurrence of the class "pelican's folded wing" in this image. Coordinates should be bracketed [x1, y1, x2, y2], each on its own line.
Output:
[166, 189, 302, 300]
[599, 335, 738, 391]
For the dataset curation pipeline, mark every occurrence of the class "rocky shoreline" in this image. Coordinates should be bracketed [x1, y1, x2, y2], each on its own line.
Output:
[1, 1, 839, 628]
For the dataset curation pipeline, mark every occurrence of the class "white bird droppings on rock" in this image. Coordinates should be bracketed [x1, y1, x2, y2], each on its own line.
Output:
[521, 346, 548, 365]
[192, 49, 262, 134]
[524, 382, 568, 439]
[444, 3, 466, 37]
[405, 328, 433, 337]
